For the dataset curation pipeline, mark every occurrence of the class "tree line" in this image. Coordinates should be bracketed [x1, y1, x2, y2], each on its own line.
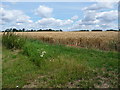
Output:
[78, 29, 119, 32]
[1, 28, 119, 32]
[2, 28, 63, 32]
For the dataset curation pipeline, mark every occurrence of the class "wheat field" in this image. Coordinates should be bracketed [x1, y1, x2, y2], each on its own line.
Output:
[14, 31, 119, 51]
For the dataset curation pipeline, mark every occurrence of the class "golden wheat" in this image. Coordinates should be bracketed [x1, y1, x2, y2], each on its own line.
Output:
[14, 31, 119, 51]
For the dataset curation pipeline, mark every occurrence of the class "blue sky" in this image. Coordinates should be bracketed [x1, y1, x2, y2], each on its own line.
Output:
[0, 1, 118, 31]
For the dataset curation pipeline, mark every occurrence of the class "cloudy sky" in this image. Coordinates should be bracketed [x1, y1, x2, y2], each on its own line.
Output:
[0, 1, 118, 31]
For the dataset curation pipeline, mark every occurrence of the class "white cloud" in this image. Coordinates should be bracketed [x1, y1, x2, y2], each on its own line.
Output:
[82, 11, 96, 22]
[76, 2, 118, 30]
[96, 10, 118, 23]
[69, 22, 117, 30]
[71, 15, 79, 21]
[83, 2, 117, 11]
[0, 7, 33, 30]
[1, 6, 74, 30]
[0, 8, 32, 24]
[69, 24, 95, 30]
[35, 5, 53, 18]
[0, 8, 15, 22]
[16, 15, 33, 23]
[69, 9, 118, 30]
[76, 11, 98, 26]
[36, 18, 73, 28]
[80, 10, 118, 25]
[99, 23, 118, 29]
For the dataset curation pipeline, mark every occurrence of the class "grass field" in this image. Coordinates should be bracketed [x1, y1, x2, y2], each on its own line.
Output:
[2, 32, 119, 88]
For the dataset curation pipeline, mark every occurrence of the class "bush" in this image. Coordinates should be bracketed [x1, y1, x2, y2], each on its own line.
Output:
[2, 32, 26, 49]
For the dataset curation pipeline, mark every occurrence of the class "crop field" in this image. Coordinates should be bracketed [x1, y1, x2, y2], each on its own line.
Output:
[17, 31, 119, 51]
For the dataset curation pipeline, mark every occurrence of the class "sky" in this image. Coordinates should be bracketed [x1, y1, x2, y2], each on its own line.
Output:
[0, 0, 119, 31]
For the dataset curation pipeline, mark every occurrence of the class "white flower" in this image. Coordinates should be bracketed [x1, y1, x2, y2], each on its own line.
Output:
[40, 54, 44, 57]
[42, 51, 46, 54]
[40, 51, 46, 57]
[16, 86, 19, 88]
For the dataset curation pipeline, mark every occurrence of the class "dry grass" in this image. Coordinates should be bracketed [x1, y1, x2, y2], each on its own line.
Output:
[5, 31, 120, 51]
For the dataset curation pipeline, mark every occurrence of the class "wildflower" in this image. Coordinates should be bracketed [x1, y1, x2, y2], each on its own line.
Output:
[42, 51, 46, 55]
[40, 54, 44, 57]
[40, 50, 46, 58]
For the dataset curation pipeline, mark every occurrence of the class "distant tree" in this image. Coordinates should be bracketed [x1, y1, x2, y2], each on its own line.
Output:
[18, 29, 22, 32]
[22, 28, 25, 32]
[106, 29, 117, 31]
[5, 29, 10, 32]
[92, 29, 102, 31]
[48, 29, 52, 31]
[80, 30, 89, 31]
[30, 29, 34, 32]
[19, 29, 23, 32]
[9, 28, 13, 32]
[37, 29, 42, 32]
[60, 29, 62, 32]
[13, 28, 17, 32]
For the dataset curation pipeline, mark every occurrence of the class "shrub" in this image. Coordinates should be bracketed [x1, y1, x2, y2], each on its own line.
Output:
[2, 32, 26, 49]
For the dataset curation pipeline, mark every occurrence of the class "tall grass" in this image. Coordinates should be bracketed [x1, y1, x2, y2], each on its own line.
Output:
[2, 32, 26, 49]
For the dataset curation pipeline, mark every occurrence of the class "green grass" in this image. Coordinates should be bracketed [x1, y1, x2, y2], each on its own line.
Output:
[2, 33, 119, 88]
[2, 47, 40, 88]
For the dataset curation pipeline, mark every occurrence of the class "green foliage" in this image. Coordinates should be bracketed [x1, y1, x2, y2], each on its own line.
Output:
[22, 41, 45, 66]
[2, 32, 26, 49]
[2, 47, 39, 88]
